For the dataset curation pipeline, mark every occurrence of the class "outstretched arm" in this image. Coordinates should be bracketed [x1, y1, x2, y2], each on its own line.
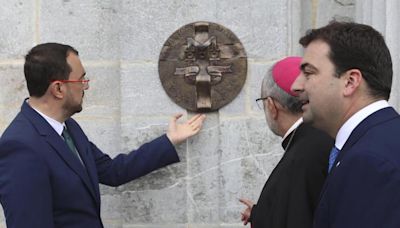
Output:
[94, 113, 206, 186]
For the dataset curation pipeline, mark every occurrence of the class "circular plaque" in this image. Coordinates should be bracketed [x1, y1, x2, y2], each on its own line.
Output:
[158, 21, 247, 112]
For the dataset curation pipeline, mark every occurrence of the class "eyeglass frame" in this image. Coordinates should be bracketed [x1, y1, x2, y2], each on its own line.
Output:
[255, 96, 274, 110]
[51, 77, 90, 86]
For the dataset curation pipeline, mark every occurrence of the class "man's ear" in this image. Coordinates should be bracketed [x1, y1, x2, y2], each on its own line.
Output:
[343, 69, 362, 96]
[49, 81, 64, 99]
[266, 97, 279, 120]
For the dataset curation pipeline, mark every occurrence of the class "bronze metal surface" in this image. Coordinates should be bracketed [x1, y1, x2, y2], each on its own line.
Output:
[159, 21, 247, 112]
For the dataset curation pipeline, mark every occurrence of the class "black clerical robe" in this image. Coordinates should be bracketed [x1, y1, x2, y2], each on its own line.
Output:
[250, 123, 333, 228]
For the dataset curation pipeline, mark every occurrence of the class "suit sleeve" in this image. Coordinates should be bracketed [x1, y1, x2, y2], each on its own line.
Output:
[92, 134, 180, 186]
[328, 152, 400, 228]
[0, 140, 54, 228]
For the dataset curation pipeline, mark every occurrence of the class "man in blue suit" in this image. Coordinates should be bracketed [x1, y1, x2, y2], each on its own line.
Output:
[0, 43, 206, 228]
[291, 21, 400, 227]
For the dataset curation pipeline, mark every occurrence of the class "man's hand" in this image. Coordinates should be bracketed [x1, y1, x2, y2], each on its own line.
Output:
[166, 113, 206, 145]
[239, 198, 254, 226]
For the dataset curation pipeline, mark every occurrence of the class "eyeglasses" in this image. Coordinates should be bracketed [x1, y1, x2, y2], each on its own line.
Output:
[255, 96, 270, 110]
[52, 77, 90, 86]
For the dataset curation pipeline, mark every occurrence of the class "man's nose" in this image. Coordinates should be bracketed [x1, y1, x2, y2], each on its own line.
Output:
[291, 73, 305, 95]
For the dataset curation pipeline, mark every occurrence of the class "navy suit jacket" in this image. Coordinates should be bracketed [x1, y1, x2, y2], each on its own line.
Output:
[314, 107, 400, 228]
[0, 101, 179, 228]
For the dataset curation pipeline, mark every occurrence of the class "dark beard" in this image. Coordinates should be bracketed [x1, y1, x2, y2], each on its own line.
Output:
[65, 103, 82, 118]
[63, 96, 83, 118]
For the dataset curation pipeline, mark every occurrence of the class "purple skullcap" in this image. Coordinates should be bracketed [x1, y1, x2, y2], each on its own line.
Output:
[272, 56, 302, 96]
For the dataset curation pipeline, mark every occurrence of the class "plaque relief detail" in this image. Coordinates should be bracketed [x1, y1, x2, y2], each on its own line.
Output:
[159, 21, 247, 112]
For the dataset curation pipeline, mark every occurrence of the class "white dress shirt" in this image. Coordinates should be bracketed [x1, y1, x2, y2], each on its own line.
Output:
[283, 117, 303, 140]
[335, 100, 390, 150]
[27, 100, 66, 136]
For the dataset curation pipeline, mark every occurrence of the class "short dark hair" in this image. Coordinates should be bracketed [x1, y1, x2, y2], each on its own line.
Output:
[24, 43, 79, 97]
[300, 21, 393, 100]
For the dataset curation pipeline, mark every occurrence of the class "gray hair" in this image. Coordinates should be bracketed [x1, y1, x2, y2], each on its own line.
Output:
[261, 66, 302, 114]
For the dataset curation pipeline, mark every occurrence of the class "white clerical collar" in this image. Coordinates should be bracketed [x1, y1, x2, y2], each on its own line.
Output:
[283, 117, 303, 140]
[28, 100, 65, 136]
[335, 100, 389, 150]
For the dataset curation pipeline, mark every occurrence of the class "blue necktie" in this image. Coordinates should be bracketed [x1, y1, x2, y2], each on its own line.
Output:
[328, 146, 340, 173]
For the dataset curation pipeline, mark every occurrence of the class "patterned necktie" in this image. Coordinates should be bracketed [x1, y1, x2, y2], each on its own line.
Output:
[62, 127, 84, 165]
[328, 146, 340, 173]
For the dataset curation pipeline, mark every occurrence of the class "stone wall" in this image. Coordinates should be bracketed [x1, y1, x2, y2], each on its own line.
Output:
[2, 0, 397, 227]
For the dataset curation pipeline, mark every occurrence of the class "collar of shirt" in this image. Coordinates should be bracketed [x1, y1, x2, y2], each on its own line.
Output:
[335, 100, 389, 150]
[283, 117, 303, 140]
[28, 101, 65, 136]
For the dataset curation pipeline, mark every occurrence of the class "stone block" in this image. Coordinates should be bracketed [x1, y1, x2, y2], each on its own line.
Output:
[119, 118, 186, 191]
[218, 117, 281, 163]
[217, 156, 269, 223]
[245, 118, 282, 157]
[119, 0, 290, 61]
[217, 0, 288, 59]
[218, 82, 247, 116]
[0, 1, 34, 59]
[120, 63, 183, 116]
[148, 225, 243, 228]
[101, 193, 122, 221]
[316, 0, 356, 27]
[247, 61, 274, 113]
[187, 113, 220, 175]
[218, 118, 251, 161]
[120, 117, 171, 151]
[76, 65, 121, 118]
[187, 167, 220, 223]
[288, 0, 306, 56]
[75, 118, 121, 158]
[40, 0, 121, 60]
[121, 182, 187, 224]
[0, 205, 4, 225]
[119, 0, 217, 61]
[216, 118, 282, 222]
[100, 184, 120, 196]
[0, 64, 28, 134]
[122, 225, 186, 228]
[102, 223, 122, 228]
[117, 165, 182, 193]
[358, 0, 400, 110]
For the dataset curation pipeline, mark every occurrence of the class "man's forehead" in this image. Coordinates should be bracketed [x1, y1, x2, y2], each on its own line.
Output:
[304, 40, 330, 56]
[67, 53, 83, 68]
[66, 52, 85, 78]
[301, 40, 331, 67]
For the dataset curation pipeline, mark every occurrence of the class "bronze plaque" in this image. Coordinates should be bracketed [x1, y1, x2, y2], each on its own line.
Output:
[159, 21, 247, 112]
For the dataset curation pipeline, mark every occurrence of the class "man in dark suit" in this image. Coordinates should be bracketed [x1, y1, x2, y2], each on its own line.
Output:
[0, 43, 205, 228]
[291, 21, 400, 227]
[239, 57, 333, 228]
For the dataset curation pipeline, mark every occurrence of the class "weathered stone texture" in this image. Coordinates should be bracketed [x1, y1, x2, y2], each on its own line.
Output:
[0, 1, 34, 59]
[2, 0, 396, 227]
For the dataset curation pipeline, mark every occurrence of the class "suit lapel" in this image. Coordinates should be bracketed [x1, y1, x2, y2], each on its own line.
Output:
[318, 107, 399, 199]
[21, 101, 99, 207]
[334, 107, 398, 169]
[65, 120, 101, 205]
[46, 133, 99, 202]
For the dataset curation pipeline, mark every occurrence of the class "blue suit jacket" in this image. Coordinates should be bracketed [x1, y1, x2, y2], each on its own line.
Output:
[0, 101, 179, 228]
[314, 107, 400, 228]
